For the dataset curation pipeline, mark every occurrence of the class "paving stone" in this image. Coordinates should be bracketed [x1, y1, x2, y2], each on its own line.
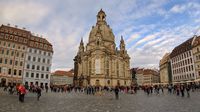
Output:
[0, 89, 200, 112]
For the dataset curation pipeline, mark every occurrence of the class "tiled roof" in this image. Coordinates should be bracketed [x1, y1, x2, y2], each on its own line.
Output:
[53, 70, 74, 77]
[136, 69, 144, 74]
[0, 24, 53, 52]
[170, 37, 194, 58]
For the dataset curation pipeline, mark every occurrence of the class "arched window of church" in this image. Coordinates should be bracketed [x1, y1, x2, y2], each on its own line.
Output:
[95, 58, 101, 74]
[89, 61, 92, 75]
[97, 40, 99, 46]
[106, 59, 109, 76]
[123, 63, 125, 77]
[117, 61, 119, 77]
[95, 79, 100, 86]
[107, 80, 110, 85]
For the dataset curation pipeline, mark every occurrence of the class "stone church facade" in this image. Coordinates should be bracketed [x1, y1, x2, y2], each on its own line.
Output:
[74, 9, 131, 87]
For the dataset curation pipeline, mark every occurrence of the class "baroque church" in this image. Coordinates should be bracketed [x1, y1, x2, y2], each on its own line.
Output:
[74, 9, 131, 87]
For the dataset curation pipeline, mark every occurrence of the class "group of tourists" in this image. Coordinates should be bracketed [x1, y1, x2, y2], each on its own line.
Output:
[1, 83, 42, 102]
[142, 83, 200, 98]
[1, 82, 200, 103]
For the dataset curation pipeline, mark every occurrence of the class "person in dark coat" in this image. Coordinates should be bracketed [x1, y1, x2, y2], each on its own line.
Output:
[114, 86, 119, 100]
[36, 86, 42, 101]
[180, 85, 185, 97]
[186, 85, 190, 97]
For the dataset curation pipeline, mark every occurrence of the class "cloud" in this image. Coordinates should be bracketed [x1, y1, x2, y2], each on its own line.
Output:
[129, 32, 160, 50]
[170, 2, 200, 14]
[0, 1, 51, 25]
[0, 0, 199, 71]
[129, 24, 198, 69]
[170, 5, 186, 13]
[126, 33, 140, 44]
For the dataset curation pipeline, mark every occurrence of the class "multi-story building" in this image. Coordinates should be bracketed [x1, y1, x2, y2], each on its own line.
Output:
[0, 25, 29, 86]
[143, 69, 159, 85]
[191, 35, 200, 82]
[159, 53, 172, 84]
[51, 70, 74, 86]
[0, 24, 53, 87]
[74, 9, 131, 87]
[23, 35, 53, 87]
[135, 68, 144, 86]
[135, 68, 159, 86]
[170, 37, 196, 83]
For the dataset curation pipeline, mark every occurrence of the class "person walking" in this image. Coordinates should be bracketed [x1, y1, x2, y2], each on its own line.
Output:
[180, 85, 185, 97]
[45, 85, 48, 93]
[114, 86, 119, 100]
[186, 85, 190, 97]
[36, 85, 42, 101]
[18, 84, 26, 102]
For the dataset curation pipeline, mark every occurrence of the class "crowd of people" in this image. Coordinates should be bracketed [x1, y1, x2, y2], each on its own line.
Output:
[1, 82, 200, 103]
[1, 83, 43, 102]
[142, 83, 200, 97]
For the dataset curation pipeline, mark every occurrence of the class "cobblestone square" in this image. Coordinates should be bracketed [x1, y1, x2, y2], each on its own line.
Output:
[0, 89, 200, 112]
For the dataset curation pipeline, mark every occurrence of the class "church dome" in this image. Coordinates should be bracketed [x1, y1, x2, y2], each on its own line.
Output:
[88, 9, 115, 43]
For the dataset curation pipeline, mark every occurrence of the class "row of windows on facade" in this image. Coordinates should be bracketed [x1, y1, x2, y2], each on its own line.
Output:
[0, 32, 52, 51]
[25, 82, 48, 87]
[29, 48, 51, 56]
[172, 65, 194, 74]
[27, 56, 50, 64]
[0, 67, 22, 76]
[29, 42, 51, 51]
[172, 58, 193, 68]
[0, 49, 24, 58]
[25, 72, 49, 79]
[0, 58, 23, 66]
[26, 64, 49, 71]
[0, 33, 28, 44]
[0, 41, 26, 50]
[0, 40, 51, 57]
[173, 73, 195, 80]
[171, 51, 192, 63]
[0, 28, 28, 36]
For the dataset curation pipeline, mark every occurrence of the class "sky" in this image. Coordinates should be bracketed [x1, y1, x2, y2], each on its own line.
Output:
[0, 0, 200, 72]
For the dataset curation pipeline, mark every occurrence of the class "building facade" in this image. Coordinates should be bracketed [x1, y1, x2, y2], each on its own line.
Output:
[170, 37, 195, 83]
[135, 69, 144, 86]
[74, 9, 131, 87]
[0, 24, 53, 87]
[192, 35, 200, 82]
[135, 68, 159, 86]
[143, 69, 160, 85]
[23, 41, 53, 87]
[51, 70, 74, 86]
[159, 53, 172, 84]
